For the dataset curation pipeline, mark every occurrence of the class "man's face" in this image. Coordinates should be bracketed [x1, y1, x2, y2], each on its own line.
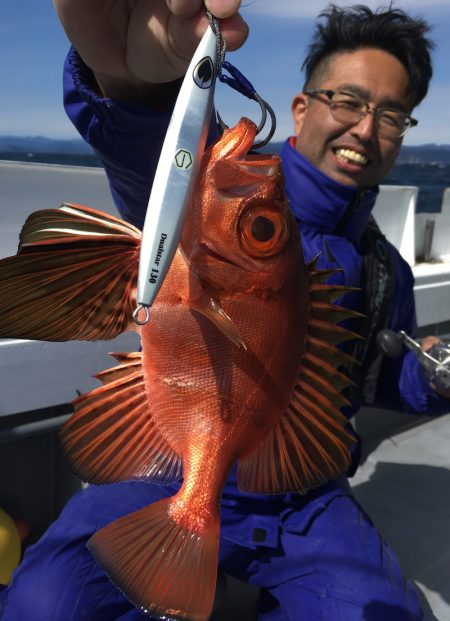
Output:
[291, 48, 414, 188]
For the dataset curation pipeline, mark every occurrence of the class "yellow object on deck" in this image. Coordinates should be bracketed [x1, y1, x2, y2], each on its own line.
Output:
[0, 507, 21, 585]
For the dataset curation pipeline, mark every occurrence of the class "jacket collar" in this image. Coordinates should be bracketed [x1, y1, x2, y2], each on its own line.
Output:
[280, 137, 379, 244]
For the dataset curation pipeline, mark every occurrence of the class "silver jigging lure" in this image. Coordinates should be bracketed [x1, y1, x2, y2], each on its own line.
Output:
[133, 26, 218, 325]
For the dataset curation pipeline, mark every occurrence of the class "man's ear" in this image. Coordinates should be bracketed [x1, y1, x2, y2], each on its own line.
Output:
[291, 93, 308, 135]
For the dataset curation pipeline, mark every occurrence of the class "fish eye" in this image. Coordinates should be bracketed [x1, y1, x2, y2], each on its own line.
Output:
[239, 206, 289, 258]
[251, 216, 275, 242]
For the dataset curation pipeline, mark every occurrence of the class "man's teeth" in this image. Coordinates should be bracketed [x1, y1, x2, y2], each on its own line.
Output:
[336, 148, 368, 165]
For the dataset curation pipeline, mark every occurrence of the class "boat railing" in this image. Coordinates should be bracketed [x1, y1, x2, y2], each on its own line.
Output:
[373, 184, 450, 333]
[415, 187, 450, 263]
[373, 183, 450, 267]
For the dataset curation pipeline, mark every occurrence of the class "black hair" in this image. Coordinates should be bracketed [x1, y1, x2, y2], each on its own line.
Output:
[302, 4, 434, 106]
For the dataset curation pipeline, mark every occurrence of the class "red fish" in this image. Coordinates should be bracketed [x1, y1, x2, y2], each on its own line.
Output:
[0, 118, 358, 620]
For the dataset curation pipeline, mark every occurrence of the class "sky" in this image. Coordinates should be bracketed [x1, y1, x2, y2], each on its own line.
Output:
[1, 0, 450, 146]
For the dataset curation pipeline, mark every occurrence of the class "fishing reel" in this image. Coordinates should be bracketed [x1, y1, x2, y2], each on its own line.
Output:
[377, 329, 450, 391]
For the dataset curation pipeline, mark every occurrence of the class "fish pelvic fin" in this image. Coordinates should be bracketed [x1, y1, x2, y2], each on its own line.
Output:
[88, 497, 220, 621]
[0, 203, 141, 341]
[238, 265, 362, 494]
[60, 352, 182, 485]
[189, 296, 247, 349]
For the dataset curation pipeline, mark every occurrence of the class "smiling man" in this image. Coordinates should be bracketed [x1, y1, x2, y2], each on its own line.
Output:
[1, 3, 449, 621]
[292, 48, 413, 187]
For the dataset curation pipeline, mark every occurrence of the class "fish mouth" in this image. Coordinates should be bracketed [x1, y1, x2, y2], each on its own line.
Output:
[222, 118, 280, 174]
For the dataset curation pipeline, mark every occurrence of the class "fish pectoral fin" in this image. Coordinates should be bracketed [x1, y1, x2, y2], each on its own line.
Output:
[238, 266, 360, 495]
[88, 497, 220, 621]
[60, 352, 182, 485]
[189, 295, 247, 350]
[0, 203, 141, 341]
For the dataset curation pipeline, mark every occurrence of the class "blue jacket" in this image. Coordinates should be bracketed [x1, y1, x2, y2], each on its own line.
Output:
[64, 48, 448, 420]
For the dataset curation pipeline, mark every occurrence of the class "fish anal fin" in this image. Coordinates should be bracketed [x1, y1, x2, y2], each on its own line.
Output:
[60, 352, 182, 485]
[0, 204, 141, 341]
[88, 497, 220, 621]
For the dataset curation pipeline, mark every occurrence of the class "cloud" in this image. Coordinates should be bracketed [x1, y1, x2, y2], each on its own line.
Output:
[244, 0, 450, 19]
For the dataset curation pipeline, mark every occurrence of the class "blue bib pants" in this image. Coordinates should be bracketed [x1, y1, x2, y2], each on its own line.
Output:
[0, 477, 423, 621]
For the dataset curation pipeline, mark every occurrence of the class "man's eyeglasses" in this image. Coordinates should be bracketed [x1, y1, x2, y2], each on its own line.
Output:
[304, 89, 418, 139]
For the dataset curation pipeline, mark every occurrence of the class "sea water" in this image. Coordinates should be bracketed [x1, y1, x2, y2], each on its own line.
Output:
[384, 162, 450, 213]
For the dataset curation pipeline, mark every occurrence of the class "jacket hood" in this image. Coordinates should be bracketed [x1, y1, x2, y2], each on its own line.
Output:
[280, 137, 379, 245]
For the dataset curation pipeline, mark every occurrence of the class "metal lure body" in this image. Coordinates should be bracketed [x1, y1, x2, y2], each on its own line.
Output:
[136, 26, 218, 318]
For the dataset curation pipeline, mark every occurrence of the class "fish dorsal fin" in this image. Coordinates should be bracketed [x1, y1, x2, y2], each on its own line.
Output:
[0, 203, 140, 341]
[18, 202, 141, 248]
[60, 352, 182, 485]
[237, 264, 361, 494]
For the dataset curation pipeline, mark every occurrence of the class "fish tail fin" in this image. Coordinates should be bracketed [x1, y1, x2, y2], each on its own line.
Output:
[88, 498, 220, 621]
[0, 203, 141, 341]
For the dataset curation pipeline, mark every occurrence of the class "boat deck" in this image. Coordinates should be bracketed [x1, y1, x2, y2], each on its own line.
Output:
[352, 407, 450, 621]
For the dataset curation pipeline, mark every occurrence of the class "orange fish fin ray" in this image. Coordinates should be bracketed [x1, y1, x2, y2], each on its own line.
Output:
[308, 265, 344, 284]
[18, 202, 141, 248]
[310, 283, 359, 304]
[237, 389, 355, 494]
[238, 268, 360, 495]
[190, 296, 247, 350]
[60, 352, 182, 485]
[0, 203, 141, 341]
[88, 498, 220, 621]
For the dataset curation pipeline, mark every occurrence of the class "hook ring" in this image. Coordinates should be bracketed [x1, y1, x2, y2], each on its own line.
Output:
[133, 304, 150, 326]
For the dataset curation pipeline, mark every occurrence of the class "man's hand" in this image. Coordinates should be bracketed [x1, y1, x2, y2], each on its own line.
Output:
[53, 0, 248, 106]
[421, 336, 450, 399]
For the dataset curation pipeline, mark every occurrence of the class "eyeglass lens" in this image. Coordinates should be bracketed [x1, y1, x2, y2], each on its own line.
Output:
[330, 93, 410, 138]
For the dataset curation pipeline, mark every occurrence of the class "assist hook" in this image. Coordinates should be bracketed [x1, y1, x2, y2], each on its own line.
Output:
[207, 13, 277, 149]
[217, 61, 276, 149]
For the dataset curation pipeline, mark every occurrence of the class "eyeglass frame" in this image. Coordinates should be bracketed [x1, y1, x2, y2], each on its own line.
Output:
[303, 88, 418, 138]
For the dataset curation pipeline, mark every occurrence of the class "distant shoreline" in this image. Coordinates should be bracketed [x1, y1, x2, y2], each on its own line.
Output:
[3, 148, 450, 168]
[2, 136, 450, 165]
[0, 151, 101, 168]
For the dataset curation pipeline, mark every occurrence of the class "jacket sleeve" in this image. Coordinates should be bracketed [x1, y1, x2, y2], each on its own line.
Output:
[64, 48, 220, 230]
[399, 351, 450, 415]
[63, 47, 175, 230]
[374, 251, 449, 416]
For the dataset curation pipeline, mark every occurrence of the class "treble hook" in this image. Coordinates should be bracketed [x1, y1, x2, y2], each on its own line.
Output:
[216, 61, 277, 149]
